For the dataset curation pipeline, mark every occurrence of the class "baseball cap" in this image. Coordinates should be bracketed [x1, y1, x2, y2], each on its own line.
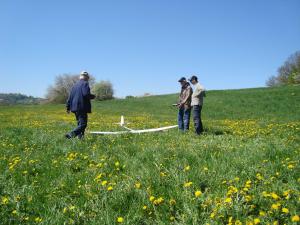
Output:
[80, 71, 89, 77]
[189, 75, 198, 82]
[178, 77, 186, 82]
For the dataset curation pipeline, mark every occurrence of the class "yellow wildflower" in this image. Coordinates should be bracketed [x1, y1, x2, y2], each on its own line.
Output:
[282, 208, 289, 214]
[259, 211, 266, 216]
[195, 190, 202, 198]
[117, 217, 124, 223]
[292, 215, 299, 222]
[225, 197, 232, 203]
[271, 192, 280, 200]
[1, 196, 9, 205]
[34, 217, 42, 223]
[184, 165, 190, 171]
[287, 164, 294, 169]
[254, 218, 260, 224]
[135, 182, 141, 189]
[153, 197, 164, 205]
[245, 195, 252, 202]
[256, 173, 263, 180]
[235, 220, 242, 225]
[271, 203, 281, 210]
[160, 172, 167, 177]
[184, 182, 193, 187]
[107, 186, 113, 191]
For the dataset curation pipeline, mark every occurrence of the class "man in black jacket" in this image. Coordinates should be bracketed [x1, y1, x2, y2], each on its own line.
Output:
[65, 71, 95, 139]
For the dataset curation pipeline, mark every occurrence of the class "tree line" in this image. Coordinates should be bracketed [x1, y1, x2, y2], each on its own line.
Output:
[266, 51, 300, 87]
[0, 93, 42, 105]
[46, 74, 114, 103]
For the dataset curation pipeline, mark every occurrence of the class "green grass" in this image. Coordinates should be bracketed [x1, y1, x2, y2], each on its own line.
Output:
[0, 85, 299, 225]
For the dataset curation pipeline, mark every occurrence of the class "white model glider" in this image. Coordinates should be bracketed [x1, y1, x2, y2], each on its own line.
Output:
[90, 116, 178, 135]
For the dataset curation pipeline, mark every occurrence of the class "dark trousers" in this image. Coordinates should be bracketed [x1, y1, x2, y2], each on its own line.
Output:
[70, 112, 88, 138]
[178, 107, 191, 131]
[193, 105, 203, 134]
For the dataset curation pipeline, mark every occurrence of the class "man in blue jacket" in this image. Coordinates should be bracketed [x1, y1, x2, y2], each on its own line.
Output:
[65, 71, 95, 139]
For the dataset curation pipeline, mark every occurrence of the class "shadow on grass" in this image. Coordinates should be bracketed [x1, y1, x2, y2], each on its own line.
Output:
[203, 127, 232, 136]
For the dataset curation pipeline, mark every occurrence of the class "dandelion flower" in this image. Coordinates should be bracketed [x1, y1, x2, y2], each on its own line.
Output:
[153, 197, 164, 205]
[1, 196, 9, 205]
[271, 192, 280, 200]
[225, 197, 232, 203]
[254, 218, 260, 224]
[282, 208, 289, 214]
[259, 211, 266, 216]
[287, 164, 294, 169]
[135, 182, 141, 189]
[235, 220, 242, 225]
[271, 203, 281, 210]
[245, 195, 252, 202]
[291, 215, 299, 222]
[34, 217, 42, 223]
[184, 166, 190, 171]
[107, 186, 113, 191]
[184, 182, 193, 187]
[117, 217, 124, 223]
[195, 190, 202, 198]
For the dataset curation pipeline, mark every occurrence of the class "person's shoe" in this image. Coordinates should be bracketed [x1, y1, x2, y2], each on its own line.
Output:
[65, 133, 72, 139]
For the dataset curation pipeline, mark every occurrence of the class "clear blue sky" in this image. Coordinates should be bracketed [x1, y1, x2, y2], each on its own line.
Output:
[0, 0, 299, 98]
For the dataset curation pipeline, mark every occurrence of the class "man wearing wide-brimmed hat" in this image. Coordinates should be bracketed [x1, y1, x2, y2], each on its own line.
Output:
[177, 77, 193, 132]
[65, 71, 95, 139]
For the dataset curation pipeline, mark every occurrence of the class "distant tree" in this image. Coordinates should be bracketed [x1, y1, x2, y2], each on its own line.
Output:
[92, 81, 114, 101]
[266, 75, 279, 87]
[125, 95, 135, 99]
[46, 73, 95, 103]
[0, 93, 41, 105]
[266, 51, 300, 87]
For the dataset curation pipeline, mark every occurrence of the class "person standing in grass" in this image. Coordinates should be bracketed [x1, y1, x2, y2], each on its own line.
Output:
[65, 71, 95, 139]
[189, 75, 205, 135]
[177, 77, 193, 132]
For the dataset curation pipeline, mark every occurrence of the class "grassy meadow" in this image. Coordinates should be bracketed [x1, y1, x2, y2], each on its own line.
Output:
[0, 85, 299, 225]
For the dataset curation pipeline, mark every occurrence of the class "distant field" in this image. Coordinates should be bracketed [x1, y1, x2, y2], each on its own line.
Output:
[0, 86, 299, 224]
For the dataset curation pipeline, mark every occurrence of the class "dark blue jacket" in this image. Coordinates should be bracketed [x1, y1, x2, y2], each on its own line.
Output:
[66, 80, 95, 113]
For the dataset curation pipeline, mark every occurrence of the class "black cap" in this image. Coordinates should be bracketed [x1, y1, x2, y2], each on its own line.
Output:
[189, 75, 198, 82]
[178, 77, 186, 82]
